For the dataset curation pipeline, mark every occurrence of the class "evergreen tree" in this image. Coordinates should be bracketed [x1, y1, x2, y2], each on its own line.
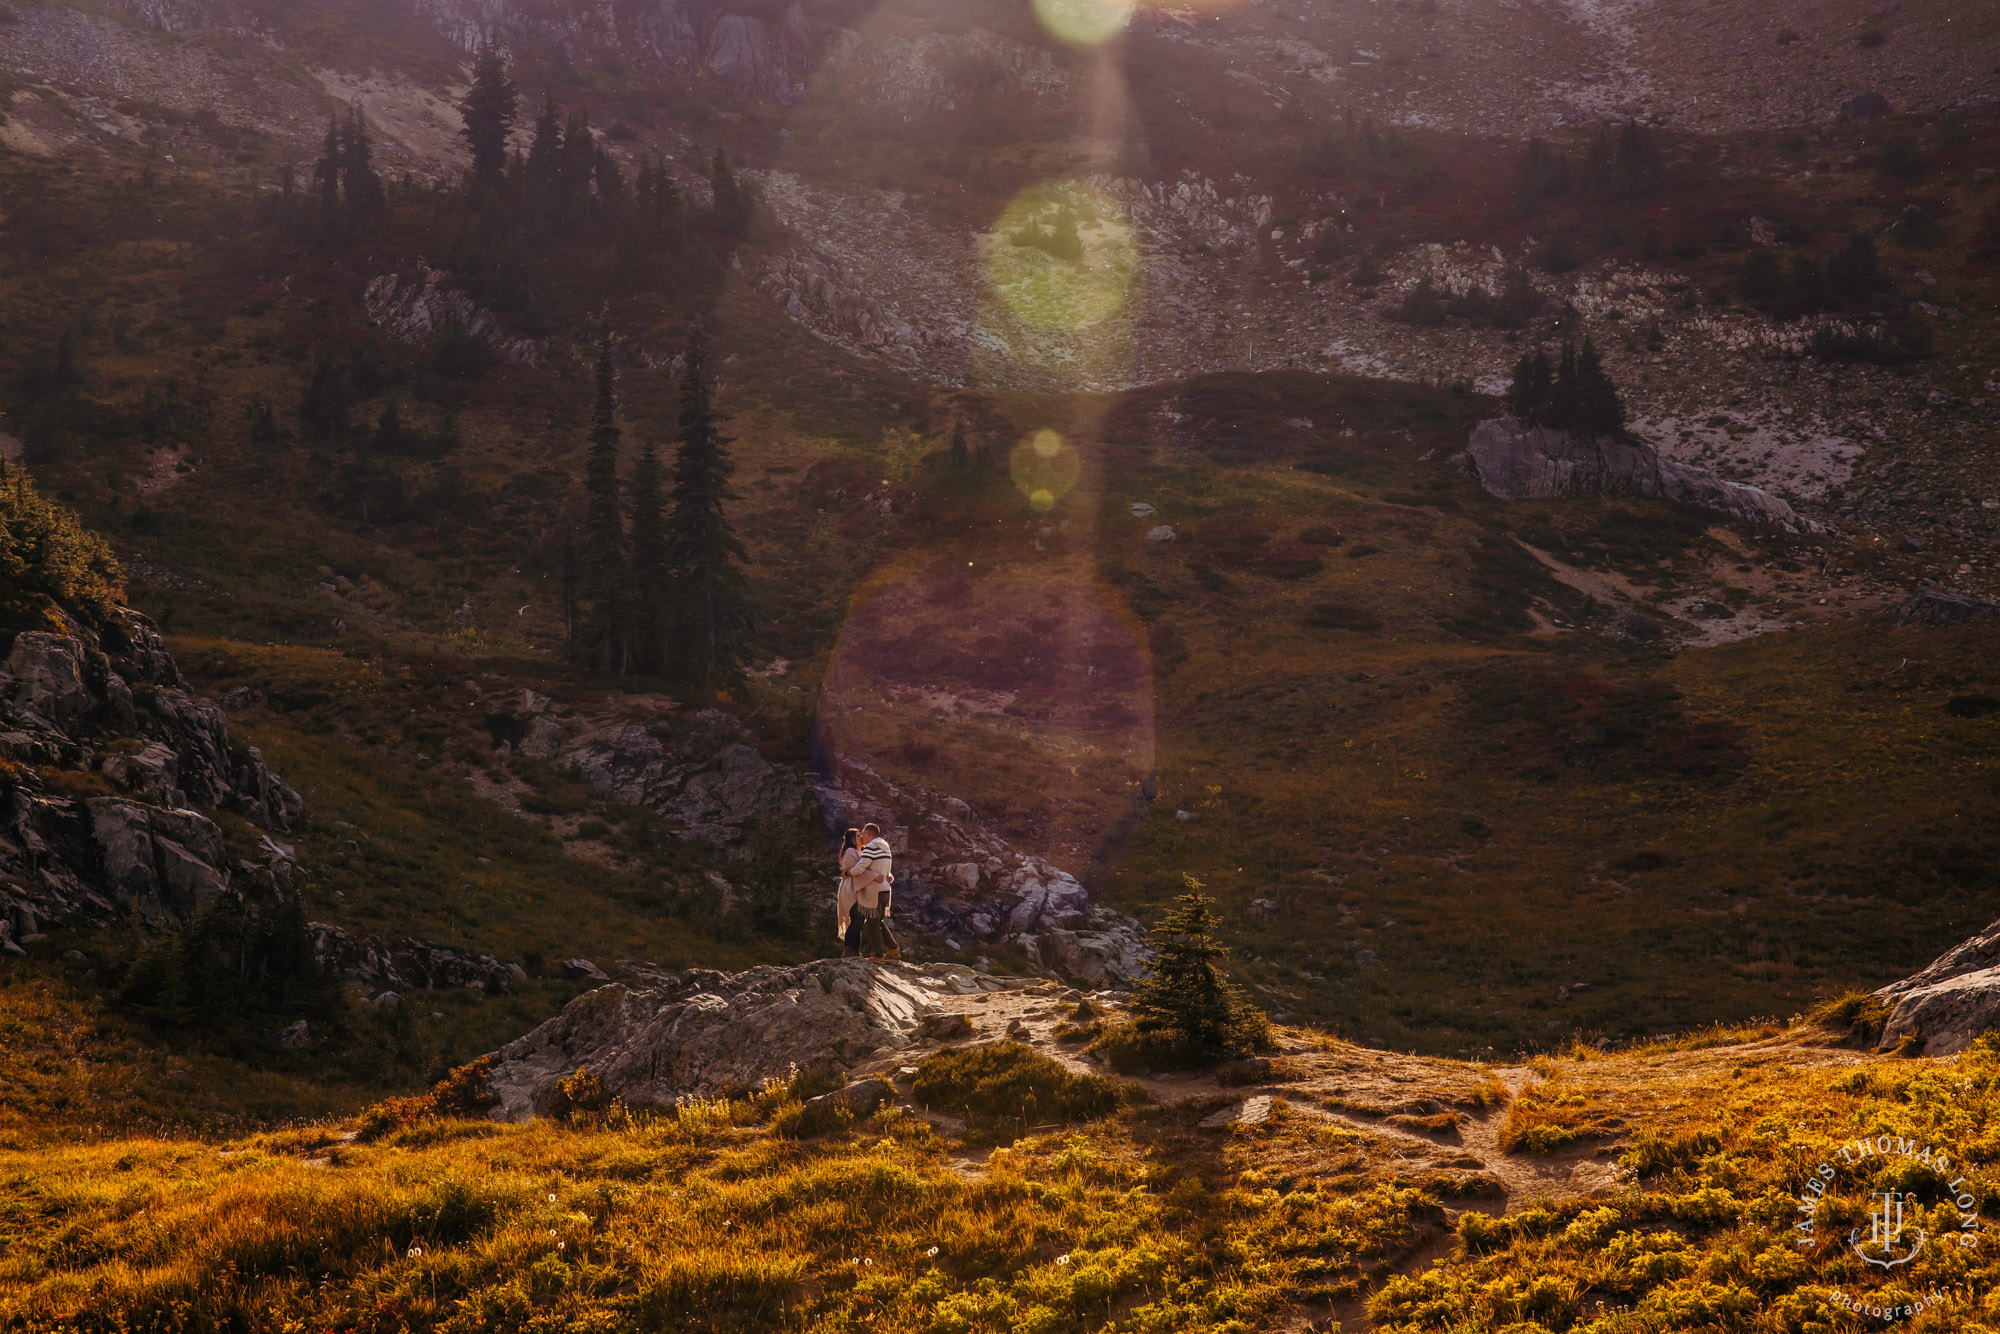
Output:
[1505, 347, 1554, 424]
[1545, 339, 1582, 430]
[373, 397, 403, 452]
[299, 351, 352, 436]
[578, 342, 630, 673]
[341, 105, 387, 221]
[709, 144, 750, 235]
[664, 328, 753, 695]
[1826, 231, 1885, 306]
[561, 113, 596, 212]
[628, 440, 669, 674]
[313, 115, 343, 237]
[1566, 337, 1626, 436]
[1130, 878, 1270, 1064]
[525, 91, 563, 203]
[949, 421, 969, 472]
[458, 45, 518, 185]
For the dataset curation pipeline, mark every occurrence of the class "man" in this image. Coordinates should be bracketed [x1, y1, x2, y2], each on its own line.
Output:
[852, 822, 900, 961]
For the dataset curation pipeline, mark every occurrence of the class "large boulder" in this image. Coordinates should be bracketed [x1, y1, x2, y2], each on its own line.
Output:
[1461, 418, 1821, 534]
[1876, 920, 2000, 1055]
[1894, 590, 2000, 627]
[86, 797, 231, 927]
[482, 958, 1017, 1120]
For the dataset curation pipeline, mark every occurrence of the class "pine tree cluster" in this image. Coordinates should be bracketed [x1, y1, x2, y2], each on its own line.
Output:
[573, 331, 753, 693]
[1505, 337, 1626, 437]
[1738, 232, 1892, 321]
[1517, 120, 1665, 213]
[308, 104, 387, 241]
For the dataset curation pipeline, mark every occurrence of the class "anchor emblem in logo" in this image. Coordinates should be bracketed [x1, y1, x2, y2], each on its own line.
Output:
[1850, 1190, 1926, 1269]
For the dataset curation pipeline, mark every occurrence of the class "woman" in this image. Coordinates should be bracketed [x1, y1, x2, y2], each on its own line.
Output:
[836, 828, 863, 957]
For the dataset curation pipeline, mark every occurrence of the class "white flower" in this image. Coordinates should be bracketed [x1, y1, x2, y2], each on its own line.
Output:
[407, 1246, 422, 1259]
[1056, 1254, 1071, 1266]
[557, 1241, 566, 1251]
[926, 1246, 940, 1257]
[548, 1193, 557, 1203]
[548, 1228, 557, 1237]
[863, 1257, 874, 1266]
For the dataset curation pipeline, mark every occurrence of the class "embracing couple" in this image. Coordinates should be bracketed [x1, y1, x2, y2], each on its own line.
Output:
[836, 823, 900, 961]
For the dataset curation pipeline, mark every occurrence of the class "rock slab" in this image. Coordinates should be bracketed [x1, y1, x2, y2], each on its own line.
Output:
[1876, 918, 2000, 1055]
[483, 958, 1018, 1120]
[1461, 417, 1820, 534]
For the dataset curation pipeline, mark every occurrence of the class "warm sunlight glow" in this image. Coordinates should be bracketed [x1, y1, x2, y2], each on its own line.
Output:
[985, 181, 1138, 332]
[1032, 0, 1135, 46]
[1010, 429, 1082, 511]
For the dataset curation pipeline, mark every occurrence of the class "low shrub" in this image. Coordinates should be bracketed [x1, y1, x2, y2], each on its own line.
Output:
[1810, 990, 1891, 1046]
[912, 1042, 1124, 1142]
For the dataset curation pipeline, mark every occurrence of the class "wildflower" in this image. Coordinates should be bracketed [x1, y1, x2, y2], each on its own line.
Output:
[926, 1246, 940, 1257]
[407, 1246, 422, 1259]
[557, 1241, 566, 1251]
[863, 1257, 874, 1266]
[548, 1193, 557, 1203]
[548, 1229, 557, 1237]
[1056, 1254, 1071, 1266]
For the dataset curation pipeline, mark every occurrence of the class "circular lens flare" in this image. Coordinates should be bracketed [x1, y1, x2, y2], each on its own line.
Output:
[1010, 430, 1081, 512]
[1033, 0, 1134, 45]
[986, 181, 1138, 332]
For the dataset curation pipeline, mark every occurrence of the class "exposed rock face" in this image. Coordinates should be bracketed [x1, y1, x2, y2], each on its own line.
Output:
[483, 957, 1027, 1119]
[1893, 589, 2000, 627]
[364, 267, 541, 365]
[308, 920, 524, 996]
[0, 608, 302, 942]
[513, 700, 815, 849]
[411, 0, 821, 102]
[1461, 417, 1822, 534]
[1876, 920, 2000, 1056]
[814, 759, 1150, 988]
[484, 686, 1151, 987]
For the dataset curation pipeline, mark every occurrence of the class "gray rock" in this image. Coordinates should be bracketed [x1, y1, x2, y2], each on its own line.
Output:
[1877, 919, 2000, 1054]
[86, 798, 231, 928]
[918, 1011, 973, 1040]
[802, 1077, 894, 1122]
[483, 959, 992, 1120]
[1462, 418, 1820, 534]
[280, 1018, 311, 1049]
[1843, 93, 1891, 122]
[7, 633, 91, 722]
[562, 957, 611, 983]
[1893, 589, 2000, 626]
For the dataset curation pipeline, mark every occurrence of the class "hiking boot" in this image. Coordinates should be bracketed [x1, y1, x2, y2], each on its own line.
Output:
[881, 949, 901, 961]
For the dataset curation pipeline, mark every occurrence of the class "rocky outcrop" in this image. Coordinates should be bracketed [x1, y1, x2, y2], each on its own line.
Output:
[481, 957, 1032, 1119]
[1876, 920, 2000, 1056]
[1461, 417, 1823, 534]
[411, 0, 821, 102]
[308, 920, 524, 998]
[0, 608, 302, 943]
[815, 758, 1150, 988]
[510, 699, 815, 849]
[1893, 589, 2000, 627]
[480, 689, 1149, 987]
[364, 267, 541, 365]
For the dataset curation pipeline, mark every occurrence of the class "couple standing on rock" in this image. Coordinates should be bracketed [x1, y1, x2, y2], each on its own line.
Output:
[836, 824, 900, 961]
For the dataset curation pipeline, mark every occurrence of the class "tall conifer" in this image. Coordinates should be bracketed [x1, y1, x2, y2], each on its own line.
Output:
[664, 329, 752, 694]
[341, 106, 387, 221]
[628, 441, 669, 674]
[578, 342, 629, 673]
[458, 45, 518, 185]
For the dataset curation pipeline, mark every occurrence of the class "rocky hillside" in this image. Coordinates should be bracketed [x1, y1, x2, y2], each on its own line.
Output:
[1, 606, 301, 949]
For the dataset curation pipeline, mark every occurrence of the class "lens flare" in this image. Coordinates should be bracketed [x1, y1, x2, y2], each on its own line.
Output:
[1033, 0, 1134, 46]
[1010, 429, 1081, 512]
[986, 181, 1137, 332]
